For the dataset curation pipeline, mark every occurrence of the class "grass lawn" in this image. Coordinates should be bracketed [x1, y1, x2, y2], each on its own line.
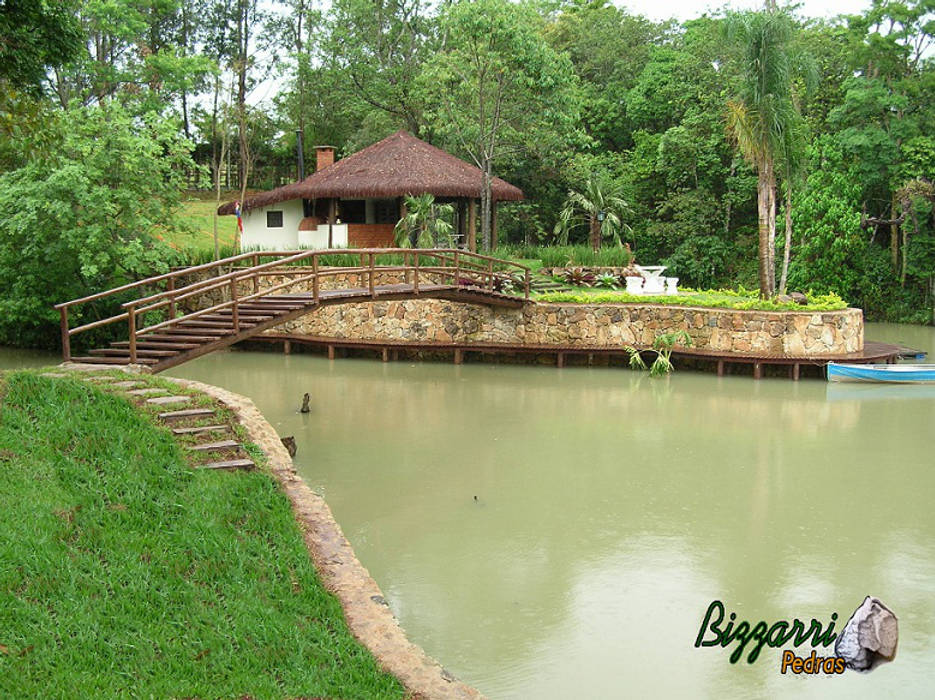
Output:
[0, 371, 404, 699]
[171, 194, 240, 252]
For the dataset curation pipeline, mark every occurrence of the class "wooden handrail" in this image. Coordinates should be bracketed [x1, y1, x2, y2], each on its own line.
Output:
[55, 247, 531, 360]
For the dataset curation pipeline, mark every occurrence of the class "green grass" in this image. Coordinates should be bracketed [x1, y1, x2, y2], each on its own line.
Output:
[0, 371, 404, 699]
[534, 288, 849, 312]
[169, 194, 239, 252]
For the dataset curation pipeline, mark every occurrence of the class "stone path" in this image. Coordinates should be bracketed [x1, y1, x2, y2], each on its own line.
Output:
[63, 372, 255, 472]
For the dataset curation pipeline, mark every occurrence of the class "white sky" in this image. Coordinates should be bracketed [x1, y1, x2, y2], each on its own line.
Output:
[620, 0, 872, 22]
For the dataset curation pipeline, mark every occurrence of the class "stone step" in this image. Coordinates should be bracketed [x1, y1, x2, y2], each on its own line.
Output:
[171, 424, 228, 435]
[196, 458, 255, 471]
[127, 388, 168, 396]
[110, 380, 144, 389]
[146, 395, 192, 406]
[158, 408, 215, 420]
[188, 439, 240, 452]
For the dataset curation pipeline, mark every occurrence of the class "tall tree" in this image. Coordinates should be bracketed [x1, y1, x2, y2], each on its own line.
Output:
[725, 9, 803, 297]
[419, 0, 581, 250]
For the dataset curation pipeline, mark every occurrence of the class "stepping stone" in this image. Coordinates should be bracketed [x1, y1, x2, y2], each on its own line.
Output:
[127, 388, 168, 396]
[188, 440, 240, 452]
[146, 395, 191, 406]
[196, 459, 255, 471]
[41, 372, 67, 378]
[158, 408, 215, 420]
[111, 380, 143, 389]
[172, 425, 228, 435]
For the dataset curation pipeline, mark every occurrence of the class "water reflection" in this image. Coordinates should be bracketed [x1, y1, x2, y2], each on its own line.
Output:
[162, 322, 935, 699]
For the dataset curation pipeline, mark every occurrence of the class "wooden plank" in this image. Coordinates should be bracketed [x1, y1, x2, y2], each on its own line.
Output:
[196, 458, 255, 471]
[90, 348, 178, 357]
[172, 424, 228, 435]
[188, 440, 240, 451]
[69, 356, 158, 365]
[112, 340, 199, 350]
[146, 395, 191, 405]
[158, 408, 215, 420]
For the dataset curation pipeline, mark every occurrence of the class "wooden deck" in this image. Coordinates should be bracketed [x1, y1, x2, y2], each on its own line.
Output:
[251, 333, 901, 380]
[54, 249, 530, 374]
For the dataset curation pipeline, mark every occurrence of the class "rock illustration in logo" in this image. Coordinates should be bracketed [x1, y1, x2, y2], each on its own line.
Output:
[834, 596, 898, 672]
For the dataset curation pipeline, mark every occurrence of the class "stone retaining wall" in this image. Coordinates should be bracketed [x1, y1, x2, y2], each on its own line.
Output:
[271, 299, 863, 355]
[178, 268, 863, 355]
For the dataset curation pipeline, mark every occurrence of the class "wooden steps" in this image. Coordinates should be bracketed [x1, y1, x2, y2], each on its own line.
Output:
[172, 424, 228, 435]
[197, 459, 255, 471]
[158, 408, 216, 420]
[188, 439, 240, 452]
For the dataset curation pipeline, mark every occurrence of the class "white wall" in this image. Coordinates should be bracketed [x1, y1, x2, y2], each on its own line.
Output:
[298, 223, 348, 249]
[241, 199, 304, 250]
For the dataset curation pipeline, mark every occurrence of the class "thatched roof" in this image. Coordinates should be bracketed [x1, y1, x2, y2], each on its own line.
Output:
[218, 130, 524, 215]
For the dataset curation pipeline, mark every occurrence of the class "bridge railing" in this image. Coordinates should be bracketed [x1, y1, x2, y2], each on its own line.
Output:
[54, 248, 530, 362]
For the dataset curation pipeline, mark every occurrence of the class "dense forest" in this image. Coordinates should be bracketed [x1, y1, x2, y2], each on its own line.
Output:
[1, 0, 933, 348]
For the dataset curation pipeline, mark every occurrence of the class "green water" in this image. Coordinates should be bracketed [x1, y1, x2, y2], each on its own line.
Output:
[4, 324, 935, 698]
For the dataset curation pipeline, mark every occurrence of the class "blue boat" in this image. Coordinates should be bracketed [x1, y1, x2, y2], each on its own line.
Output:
[827, 362, 935, 383]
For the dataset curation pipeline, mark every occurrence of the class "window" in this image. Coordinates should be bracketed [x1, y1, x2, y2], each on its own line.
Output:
[267, 210, 284, 228]
[374, 199, 398, 224]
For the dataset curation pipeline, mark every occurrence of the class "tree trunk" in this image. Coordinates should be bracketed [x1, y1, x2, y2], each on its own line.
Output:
[779, 183, 792, 295]
[480, 159, 493, 251]
[890, 193, 900, 271]
[756, 160, 773, 298]
[589, 215, 601, 252]
[766, 158, 777, 295]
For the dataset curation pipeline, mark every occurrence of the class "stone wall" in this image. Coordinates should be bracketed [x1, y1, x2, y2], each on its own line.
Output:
[176, 267, 863, 356]
[272, 298, 863, 356]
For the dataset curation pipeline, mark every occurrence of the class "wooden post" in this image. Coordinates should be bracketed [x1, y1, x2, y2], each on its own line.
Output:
[487, 260, 494, 291]
[453, 348, 463, 364]
[127, 305, 137, 364]
[468, 200, 477, 253]
[404, 251, 410, 285]
[327, 344, 335, 360]
[252, 253, 260, 294]
[312, 255, 319, 302]
[284, 340, 291, 355]
[717, 360, 724, 377]
[453, 250, 460, 286]
[167, 277, 176, 319]
[59, 306, 71, 361]
[524, 269, 530, 299]
[413, 252, 420, 293]
[491, 200, 498, 251]
[753, 362, 762, 380]
[381, 347, 389, 362]
[792, 363, 800, 381]
[557, 352, 565, 368]
[369, 253, 376, 297]
[230, 278, 239, 332]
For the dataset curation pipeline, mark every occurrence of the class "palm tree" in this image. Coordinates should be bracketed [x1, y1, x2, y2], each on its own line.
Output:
[726, 10, 800, 298]
[393, 193, 455, 248]
[555, 177, 631, 252]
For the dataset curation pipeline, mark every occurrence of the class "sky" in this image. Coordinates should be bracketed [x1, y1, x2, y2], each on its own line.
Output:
[619, 0, 872, 22]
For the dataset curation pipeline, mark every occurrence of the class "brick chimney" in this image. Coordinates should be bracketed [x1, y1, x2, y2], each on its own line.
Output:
[315, 145, 336, 171]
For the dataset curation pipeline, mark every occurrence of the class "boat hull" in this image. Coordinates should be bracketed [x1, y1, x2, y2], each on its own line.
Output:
[827, 362, 935, 383]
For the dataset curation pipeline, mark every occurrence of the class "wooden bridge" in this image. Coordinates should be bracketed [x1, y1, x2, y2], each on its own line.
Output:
[55, 248, 530, 373]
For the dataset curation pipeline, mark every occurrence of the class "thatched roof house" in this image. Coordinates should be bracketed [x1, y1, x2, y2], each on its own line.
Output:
[219, 131, 523, 251]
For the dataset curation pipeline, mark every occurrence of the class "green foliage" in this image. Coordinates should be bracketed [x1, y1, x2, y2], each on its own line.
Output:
[0, 103, 197, 348]
[625, 330, 694, 376]
[0, 372, 404, 698]
[492, 244, 633, 268]
[537, 288, 848, 311]
[0, 0, 83, 93]
[555, 176, 632, 249]
[393, 194, 455, 248]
